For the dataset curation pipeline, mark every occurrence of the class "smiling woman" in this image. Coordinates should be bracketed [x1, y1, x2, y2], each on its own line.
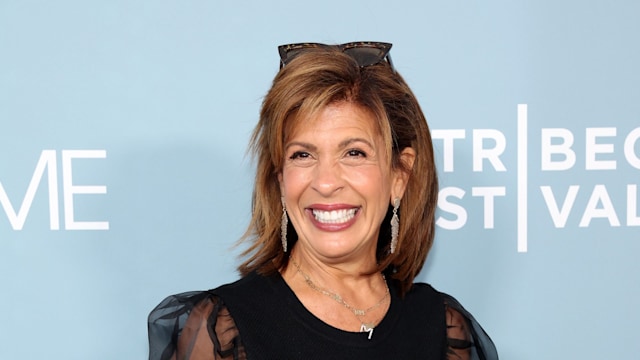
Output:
[148, 42, 498, 359]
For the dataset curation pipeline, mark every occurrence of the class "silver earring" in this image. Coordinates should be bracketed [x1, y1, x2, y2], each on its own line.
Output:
[281, 197, 288, 252]
[390, 197, 400, 254]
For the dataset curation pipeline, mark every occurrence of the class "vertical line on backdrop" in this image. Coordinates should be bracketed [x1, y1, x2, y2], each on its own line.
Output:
[517, 104, 528, 252]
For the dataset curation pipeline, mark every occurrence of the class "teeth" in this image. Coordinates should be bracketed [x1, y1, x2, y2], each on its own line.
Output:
[312, 208, 357, 224]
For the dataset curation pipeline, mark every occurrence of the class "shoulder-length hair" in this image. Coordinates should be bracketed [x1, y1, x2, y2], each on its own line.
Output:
[238, 46, 438, 295]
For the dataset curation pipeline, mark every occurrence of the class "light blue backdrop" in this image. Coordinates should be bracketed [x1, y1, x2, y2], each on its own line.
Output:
[1, 1, 638, 359]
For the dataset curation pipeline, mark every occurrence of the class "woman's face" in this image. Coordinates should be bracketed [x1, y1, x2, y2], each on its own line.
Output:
[279, 102, 408, 263]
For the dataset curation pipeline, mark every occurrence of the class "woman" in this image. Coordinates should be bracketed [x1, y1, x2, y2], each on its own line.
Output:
[148, 42, 498, 360]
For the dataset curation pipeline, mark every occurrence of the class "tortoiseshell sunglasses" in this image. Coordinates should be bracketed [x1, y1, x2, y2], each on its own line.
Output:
[278, 42, 394, 71]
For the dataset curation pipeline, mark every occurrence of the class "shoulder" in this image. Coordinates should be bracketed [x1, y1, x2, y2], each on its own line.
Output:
[407, 282, 440, 297]
[214, 271, 269, 294]
[212, 271, 282, 309]
[411, 283, 499, 360]
[404, 282, 444, 308]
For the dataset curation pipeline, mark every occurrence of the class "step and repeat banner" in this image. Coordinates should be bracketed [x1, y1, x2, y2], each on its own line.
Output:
[1, 1, 638, 359]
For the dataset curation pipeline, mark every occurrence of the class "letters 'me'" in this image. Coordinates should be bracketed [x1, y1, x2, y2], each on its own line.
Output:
[0, 150, 108, 230]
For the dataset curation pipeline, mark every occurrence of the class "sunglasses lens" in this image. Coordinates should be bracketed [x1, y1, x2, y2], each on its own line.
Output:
[279, 44, 323, 68]
[281, 49, 304, 65]
[343, 47, 388, 67]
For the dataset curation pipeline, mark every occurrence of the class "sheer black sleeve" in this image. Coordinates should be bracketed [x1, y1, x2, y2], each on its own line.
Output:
[147, 291, 245, 360]
[443, 293, 499, 360]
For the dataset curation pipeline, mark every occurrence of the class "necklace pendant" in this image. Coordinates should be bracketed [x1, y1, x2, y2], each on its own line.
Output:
[360, 324, 374, 340]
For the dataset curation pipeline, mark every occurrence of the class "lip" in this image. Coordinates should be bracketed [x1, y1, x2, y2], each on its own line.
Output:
[306, 204, 360, 231]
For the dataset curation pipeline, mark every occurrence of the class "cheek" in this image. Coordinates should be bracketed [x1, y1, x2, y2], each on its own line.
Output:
[280, 167, 310, 197]
[344, 167, 391, 196]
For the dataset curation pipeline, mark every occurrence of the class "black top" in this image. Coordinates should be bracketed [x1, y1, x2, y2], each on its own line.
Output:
[148, 271, 498, 360]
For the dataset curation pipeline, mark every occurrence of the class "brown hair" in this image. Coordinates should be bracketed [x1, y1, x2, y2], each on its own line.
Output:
[238, 46, 438, 295]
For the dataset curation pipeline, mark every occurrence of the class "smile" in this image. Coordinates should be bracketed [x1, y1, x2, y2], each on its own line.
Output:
[312, 208, 358, 224]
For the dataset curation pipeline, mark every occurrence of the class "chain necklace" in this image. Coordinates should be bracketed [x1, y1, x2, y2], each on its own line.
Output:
[291, 258, 389, 339]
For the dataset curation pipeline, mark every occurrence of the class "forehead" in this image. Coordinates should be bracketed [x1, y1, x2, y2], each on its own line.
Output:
[285, 102, 383, 141]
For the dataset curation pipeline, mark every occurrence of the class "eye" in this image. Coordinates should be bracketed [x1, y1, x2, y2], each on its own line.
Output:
[346, 149, 367, 158]
[289, 151, 311, 160]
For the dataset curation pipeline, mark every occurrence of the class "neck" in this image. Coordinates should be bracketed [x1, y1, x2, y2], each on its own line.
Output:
[287, 246, 380, 286]
[284, 247, 388, 312]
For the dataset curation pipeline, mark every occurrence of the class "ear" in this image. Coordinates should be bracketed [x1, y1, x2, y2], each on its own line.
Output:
[390, 147, 416, 201]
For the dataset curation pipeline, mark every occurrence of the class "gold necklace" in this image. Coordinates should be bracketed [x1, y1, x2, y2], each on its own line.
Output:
[291, 258, 389, 339]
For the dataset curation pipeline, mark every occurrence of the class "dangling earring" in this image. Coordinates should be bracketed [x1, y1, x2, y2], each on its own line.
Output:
[390, 197, 400, 254]
[281, 197, 288, 252]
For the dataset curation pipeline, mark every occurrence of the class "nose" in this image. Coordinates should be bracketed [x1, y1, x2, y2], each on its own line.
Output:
[311, 160, 343, 197]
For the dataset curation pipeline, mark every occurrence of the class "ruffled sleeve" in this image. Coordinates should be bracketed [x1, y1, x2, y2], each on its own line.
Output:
[147, 291, 244, 360]
[443, 293, 499, 360]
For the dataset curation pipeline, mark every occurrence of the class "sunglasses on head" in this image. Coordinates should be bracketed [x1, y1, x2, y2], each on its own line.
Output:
[278, 41, 394, 71]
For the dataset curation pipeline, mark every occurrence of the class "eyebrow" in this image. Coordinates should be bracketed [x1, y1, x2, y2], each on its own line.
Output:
[339, 137, 374, 149]
[284, 141, 316, 152]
